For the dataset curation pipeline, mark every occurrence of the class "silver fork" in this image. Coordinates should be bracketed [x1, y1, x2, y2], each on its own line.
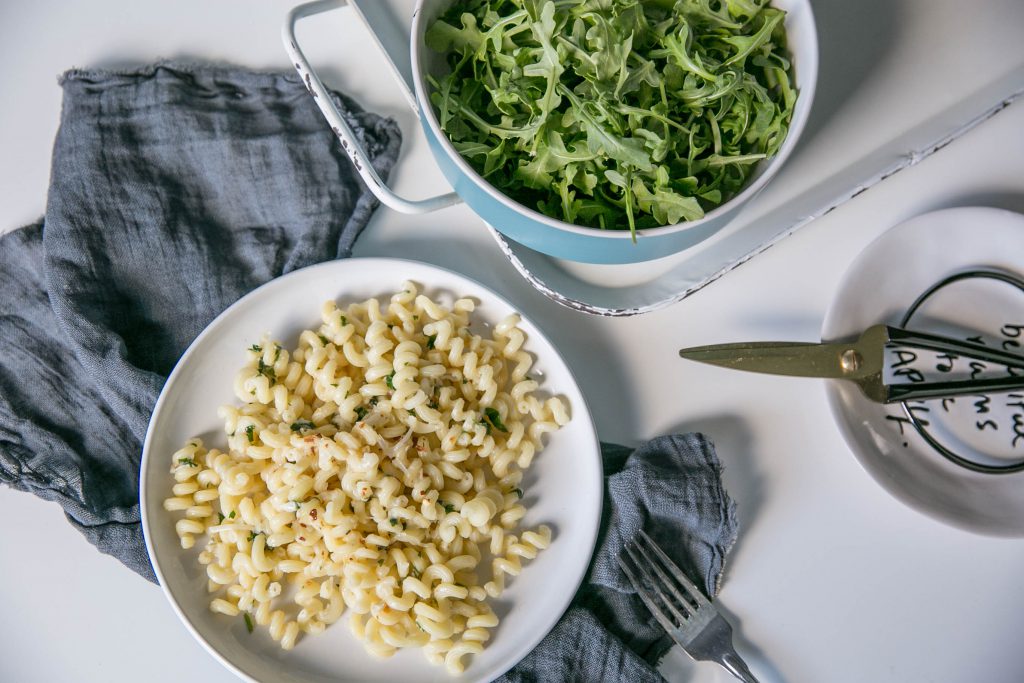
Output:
[618, 529, 760, 683]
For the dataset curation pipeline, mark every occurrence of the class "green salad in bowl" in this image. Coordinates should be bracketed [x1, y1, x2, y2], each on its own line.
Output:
[426, 0, 798, 240]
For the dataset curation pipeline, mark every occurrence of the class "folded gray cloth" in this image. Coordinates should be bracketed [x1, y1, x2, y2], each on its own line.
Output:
[0, 63, 737, 682]
[0, 63, 401, 580]
[500, 435, 737, 682]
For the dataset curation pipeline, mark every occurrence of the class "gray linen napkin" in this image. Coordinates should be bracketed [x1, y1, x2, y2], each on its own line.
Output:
[0, 63, 401, 580]
[0, 64, 737, 681]
[499, 435, 737, 682]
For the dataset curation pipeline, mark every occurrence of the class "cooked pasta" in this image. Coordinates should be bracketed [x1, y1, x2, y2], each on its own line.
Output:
[164, 283, 569, 675]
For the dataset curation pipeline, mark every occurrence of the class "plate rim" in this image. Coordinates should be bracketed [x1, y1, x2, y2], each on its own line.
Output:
[139, 256, 604, 682]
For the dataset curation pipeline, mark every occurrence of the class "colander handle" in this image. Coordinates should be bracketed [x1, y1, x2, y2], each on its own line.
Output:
[282, 0, 462, 214]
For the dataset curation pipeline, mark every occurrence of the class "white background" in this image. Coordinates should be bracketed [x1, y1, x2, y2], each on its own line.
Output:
[2, 1, 1024, 682]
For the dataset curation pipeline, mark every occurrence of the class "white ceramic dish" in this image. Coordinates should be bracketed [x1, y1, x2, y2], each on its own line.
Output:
[822, 207, 1024, 536]
[140, 258, 603, 682]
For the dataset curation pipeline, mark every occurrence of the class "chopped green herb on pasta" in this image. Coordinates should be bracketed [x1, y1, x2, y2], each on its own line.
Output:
[163, 283, 570, 674]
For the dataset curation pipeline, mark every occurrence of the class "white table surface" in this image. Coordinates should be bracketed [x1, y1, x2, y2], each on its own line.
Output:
[3, 1, 1024, 682]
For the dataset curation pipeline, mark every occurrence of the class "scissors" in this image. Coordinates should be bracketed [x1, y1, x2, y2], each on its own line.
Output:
[678, 324, 1024, 404]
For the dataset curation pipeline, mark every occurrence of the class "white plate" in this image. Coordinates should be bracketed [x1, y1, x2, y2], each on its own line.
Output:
[822, 207, 1024, 536]
[140, 258, 602, 682]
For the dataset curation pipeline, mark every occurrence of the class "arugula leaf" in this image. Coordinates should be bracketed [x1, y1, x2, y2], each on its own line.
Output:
[655, 24, 717, 82]
[721, 9, 785, 68]
[290, 420, 316, 432]
[559, 85, 653, 172]
[632, 179, 705, 224]
[522, 0, 565, 121]
[425, 11, 486, 54]
[427, 0, 796, 238]
[517, 129, 599, 189]
[452, 140, 493, 159]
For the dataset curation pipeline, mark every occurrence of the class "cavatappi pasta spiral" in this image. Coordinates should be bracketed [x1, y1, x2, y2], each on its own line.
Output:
[163, 283, 569, 675]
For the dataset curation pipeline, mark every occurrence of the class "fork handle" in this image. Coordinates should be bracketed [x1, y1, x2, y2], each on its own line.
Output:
[721, 651, 760, 683]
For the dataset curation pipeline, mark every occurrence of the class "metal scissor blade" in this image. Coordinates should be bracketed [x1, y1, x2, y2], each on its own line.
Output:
[678, 326, 888, 381]
[679, 324, 1024, 405]
[678, 341, 852, 378]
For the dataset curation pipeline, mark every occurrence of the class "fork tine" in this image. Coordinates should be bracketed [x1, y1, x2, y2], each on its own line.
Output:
[623, 539, 690, 625]
[638, 528, 711, 608]
[625, 532, 761, 682]
[631, 533, 700, 616]
[616, 555, 679, 635]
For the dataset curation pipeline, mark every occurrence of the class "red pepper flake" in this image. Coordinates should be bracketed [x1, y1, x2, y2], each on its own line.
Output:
[299, 536, 306, 541]
[310, 509, 318, 520]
